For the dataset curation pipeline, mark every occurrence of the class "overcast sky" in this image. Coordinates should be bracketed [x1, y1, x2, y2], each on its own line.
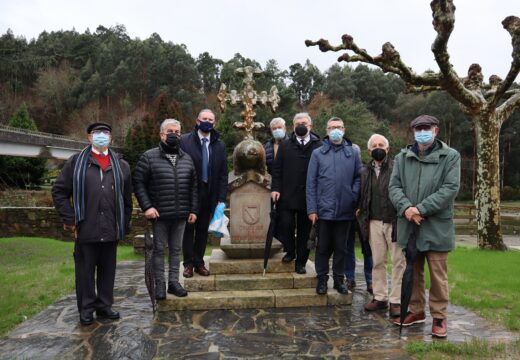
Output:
[1, 0, 518, 80]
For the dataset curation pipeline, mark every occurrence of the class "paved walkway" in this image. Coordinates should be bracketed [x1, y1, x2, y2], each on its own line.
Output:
[0, 261, 518, 359]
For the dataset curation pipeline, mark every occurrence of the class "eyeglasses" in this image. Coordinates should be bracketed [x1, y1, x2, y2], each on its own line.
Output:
[163, 130, 181, 135]
[91, 130, 111, 135]
[199, 117, 214, 122]
[327, 126, 344, 130]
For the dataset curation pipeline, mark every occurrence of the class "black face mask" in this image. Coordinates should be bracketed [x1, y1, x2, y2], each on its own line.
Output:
[163, 133, 179, 153]
[371, 148, 387, 162]
[295, 124, 308, 137]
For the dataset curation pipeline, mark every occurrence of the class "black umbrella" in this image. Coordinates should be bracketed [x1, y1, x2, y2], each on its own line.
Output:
[144, 226, 157, 313]
[307, 222, 319, 250]
[399, 226, 418, 336]
[72, 230, 83, 313]
[263, 201, 278, 276]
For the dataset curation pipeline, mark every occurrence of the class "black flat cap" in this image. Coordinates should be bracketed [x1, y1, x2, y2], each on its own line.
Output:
[87, 122, 112, 133]
[410, 115, 439, 128]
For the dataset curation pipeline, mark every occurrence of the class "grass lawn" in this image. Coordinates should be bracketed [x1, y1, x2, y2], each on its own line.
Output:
[0, 237, 142, 335]
[2, 237, 519, 358]
[402, 246, 520, 358]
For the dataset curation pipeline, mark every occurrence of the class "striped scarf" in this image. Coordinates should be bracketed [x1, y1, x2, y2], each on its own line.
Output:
[72, 145, 126, 240]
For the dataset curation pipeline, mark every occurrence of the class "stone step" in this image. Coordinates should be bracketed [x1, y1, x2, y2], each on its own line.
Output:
[208, 249, 294, 274]
[158, 288, 352, 311]
[219, 236, 283, 259]
[184, 268, 318, 292]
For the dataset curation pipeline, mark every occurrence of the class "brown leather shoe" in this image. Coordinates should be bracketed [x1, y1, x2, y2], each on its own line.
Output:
[393, 311, 426, 326]
[432, 318, 447, 338]
[389, 303, 401, 318]
[183, 265, 194, 278]
[195, 265, 210, 276]
[364, 299, 388, 311]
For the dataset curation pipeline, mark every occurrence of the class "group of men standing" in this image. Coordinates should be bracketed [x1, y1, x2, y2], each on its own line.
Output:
[52, 109, 228, 325]
[52, 108, 460, 339]
[265, 113, 460, 338]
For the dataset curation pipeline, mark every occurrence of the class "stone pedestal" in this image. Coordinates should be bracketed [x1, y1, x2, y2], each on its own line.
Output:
[229, 181, 270, 244]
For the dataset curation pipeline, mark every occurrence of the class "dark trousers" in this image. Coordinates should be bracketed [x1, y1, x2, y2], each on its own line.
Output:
[315, 219, 351, 279]
[183, 183, 211, 267]
[74, 241, 117, 314]
[280, 209, 311, 267]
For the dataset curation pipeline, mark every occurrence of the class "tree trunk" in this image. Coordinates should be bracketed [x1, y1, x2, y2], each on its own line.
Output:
[473, 112, 507, 250]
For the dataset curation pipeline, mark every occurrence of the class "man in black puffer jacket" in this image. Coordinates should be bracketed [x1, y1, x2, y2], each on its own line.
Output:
[133, 119, 198, 298]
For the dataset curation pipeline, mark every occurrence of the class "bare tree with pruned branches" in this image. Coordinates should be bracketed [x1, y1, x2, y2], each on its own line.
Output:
[306, 0, 519, 250]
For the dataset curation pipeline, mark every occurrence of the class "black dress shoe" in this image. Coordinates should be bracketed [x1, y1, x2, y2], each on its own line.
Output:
[333, 282, 349, 294]
[333, 278, 350, 294]
[316, 276, 328, 295]
[282, 253, 295, 263]
[295, 266, 307, 274]
[79, 311, 94, 325]
[96, 308, 120, 320]
[168, 282, 188, 297]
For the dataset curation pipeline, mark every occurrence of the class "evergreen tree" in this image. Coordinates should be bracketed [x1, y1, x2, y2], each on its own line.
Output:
[0, 104, 46, 188]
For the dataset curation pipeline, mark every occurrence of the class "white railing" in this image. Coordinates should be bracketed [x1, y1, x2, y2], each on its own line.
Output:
[0, 124, 89, 143]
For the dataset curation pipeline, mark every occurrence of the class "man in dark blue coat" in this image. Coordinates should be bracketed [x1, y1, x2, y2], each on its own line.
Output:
[307, 117, 362, 295]
[180, 109, 228, 277]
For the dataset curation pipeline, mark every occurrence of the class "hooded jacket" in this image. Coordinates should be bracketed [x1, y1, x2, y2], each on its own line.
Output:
[389, 140, 460, 252]
[306, 137, 362, 221]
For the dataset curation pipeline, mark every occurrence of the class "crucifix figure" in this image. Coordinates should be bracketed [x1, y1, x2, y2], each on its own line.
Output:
[217, 66, 280, 139]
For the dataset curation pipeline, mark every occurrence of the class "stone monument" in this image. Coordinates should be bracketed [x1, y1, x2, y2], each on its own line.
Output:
[217, 66, 281, 258]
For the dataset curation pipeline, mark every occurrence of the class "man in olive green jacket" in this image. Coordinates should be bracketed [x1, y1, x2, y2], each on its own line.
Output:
[389, 114, 460, 338]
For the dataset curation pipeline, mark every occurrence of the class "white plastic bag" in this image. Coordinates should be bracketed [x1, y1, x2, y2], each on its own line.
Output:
[208, 203, 229, 238]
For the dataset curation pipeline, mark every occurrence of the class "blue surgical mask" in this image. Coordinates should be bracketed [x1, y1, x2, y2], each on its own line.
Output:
[329, 129, 344, 142]
[92, 132, 110, 148]
[415, 130, 434, 145]
[272, 128, 285, 140]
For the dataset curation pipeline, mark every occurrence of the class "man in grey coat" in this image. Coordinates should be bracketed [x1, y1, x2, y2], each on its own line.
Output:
[307, 117, 361, 295]
[134, 119, 198, 299]
[389, 115, 460, 338]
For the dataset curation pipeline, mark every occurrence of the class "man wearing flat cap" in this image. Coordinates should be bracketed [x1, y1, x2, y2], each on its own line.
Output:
[389, 115, 460, 338]
[52, 122, 132, 325]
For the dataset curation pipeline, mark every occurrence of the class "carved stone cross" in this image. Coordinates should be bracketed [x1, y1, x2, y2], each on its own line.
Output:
[217, 66, 280, 139]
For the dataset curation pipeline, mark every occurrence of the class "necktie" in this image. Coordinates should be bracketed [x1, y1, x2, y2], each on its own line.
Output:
[201, 138, 209, 183]
[301, 139, 305, 146]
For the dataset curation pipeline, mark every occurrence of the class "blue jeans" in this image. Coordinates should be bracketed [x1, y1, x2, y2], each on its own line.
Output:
[345, 225, 373, 284]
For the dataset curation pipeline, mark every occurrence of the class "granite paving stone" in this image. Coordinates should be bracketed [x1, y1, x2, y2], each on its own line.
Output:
[0, 260, 518, 359]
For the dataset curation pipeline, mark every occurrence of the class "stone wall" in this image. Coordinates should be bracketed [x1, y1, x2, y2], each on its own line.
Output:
[0, 207, 147, 245]
[0, 207, 224, 246]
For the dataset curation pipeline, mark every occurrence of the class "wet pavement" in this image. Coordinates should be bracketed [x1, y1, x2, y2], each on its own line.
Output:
[0, 261, 518, 359]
